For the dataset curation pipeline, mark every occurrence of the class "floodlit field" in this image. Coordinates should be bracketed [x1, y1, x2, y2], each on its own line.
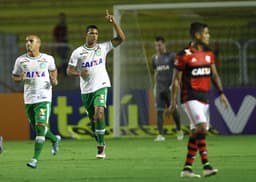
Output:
[0, 135, 255, 182]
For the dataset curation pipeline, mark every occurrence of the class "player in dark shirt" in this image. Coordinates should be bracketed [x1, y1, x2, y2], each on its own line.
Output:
[169, 22, 229, 178]
[152, 36, 183, 142]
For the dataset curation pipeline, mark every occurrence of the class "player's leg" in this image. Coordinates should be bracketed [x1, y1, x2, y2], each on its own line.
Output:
[180, 101, 201, 178]
[81, 93, 97, 141]
[172, 109, 184, 140]
[42, 102, 61, 155]
[197, 104, 218, 177]
[154, 92, 165, 141]
[25, 104, 38, 168]
[93, 88, 108, 159]
[166, 90, 183, 140]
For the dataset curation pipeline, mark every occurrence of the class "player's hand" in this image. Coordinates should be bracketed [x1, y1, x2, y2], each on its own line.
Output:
[168, 103, 177, 114]
[80, 69, 89, 77]
[105, 9, 115, 23]
[220, 94, 230, 109]
[51, 78, 58, 86]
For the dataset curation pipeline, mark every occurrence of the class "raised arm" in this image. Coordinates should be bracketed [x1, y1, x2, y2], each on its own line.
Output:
[105, 9, 126, 47]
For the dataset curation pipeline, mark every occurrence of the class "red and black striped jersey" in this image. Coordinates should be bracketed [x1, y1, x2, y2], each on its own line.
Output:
[175, 44, 215, 103]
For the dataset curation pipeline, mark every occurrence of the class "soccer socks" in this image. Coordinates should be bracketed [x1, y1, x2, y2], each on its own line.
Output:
[95, 119, 106, 145]
[184, 135, 197, 168]
[196, 131, 209, 165]
[33, 125, 46, 160]
[157, 110, 164, 135]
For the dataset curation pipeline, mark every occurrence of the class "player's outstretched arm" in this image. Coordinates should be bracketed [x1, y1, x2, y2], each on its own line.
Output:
[105, 9, 126, 47]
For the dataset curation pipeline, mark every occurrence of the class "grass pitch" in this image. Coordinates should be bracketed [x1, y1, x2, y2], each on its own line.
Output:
[0, 135, 255, 182]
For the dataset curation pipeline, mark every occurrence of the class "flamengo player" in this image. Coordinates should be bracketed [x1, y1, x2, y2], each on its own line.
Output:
[12, 35, 61, 168]
[169, 22, 229, 178]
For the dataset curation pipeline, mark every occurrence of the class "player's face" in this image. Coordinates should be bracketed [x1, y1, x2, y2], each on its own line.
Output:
[198, 27, 210, 45]
[26, 36, 40, 53]
[154, 41, 165, 53]
[86, 28, 98, 46]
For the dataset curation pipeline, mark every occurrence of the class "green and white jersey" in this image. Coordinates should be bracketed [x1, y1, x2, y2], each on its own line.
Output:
[12, 53, 56, 104]
[69, 41, 113, 94]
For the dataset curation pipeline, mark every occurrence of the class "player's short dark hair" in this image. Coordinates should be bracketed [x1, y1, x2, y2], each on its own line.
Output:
[155, 36, 165, 43]
[190, 22, 208, 38]
[86, 25, 98, 33]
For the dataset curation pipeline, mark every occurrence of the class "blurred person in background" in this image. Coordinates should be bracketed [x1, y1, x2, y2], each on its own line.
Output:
[53, 12, 69, 74]
[169, 22, 229, 178]
[66, 10, 125, 159]
[152, 36, 184, 142]
[12, 35, 61, 168]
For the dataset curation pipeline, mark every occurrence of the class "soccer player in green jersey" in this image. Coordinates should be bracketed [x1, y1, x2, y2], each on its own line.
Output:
[66, 10, 125, 159]
[12, 35, 61, 168]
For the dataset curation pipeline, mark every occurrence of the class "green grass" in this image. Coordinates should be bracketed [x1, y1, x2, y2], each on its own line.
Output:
[0, 135, 256, 182]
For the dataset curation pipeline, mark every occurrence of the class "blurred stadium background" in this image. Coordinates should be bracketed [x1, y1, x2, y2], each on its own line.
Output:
[0, 0, 256, 140]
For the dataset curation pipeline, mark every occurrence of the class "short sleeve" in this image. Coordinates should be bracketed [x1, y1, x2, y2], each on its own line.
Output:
[48, 55, 57, 71]
[12, 57, 22, 75]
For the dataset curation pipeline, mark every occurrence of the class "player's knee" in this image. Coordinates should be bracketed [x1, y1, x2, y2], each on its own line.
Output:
[94, 108, 104, 121]
[35, 136, 45, 143]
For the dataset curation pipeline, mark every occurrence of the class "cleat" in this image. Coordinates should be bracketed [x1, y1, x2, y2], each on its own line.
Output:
[176, 130, 184, 140]
[26, 159, 37, 169]
[154, 135, 165, 142]
[203, 168, 218, 177]
[52, 135, 61, 155]
[181, 170, 201, 178]
[0, 136, 3, 154]
[96, 145, 106, 159]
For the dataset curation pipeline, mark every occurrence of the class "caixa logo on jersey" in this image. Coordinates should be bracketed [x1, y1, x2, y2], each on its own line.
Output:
[25, 71, 46, 78]
[191, 67, 211, 76]
[82, 58, 103, 68]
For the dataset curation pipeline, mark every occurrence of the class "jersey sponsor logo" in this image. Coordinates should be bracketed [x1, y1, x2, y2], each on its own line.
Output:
[191, 67, 211, 76]
[25, 71, 46, 78]
[156, 65, 170, 71]
[82, 58, 103, 68]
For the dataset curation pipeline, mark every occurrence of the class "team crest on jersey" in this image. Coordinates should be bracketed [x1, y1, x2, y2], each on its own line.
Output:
[95, 49, 101, 56]
[40, 62, 47, 69]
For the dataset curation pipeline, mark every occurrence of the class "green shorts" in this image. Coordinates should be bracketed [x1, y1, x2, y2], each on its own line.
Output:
[81, 87, 108, 119]
[25, 102, 51, 127]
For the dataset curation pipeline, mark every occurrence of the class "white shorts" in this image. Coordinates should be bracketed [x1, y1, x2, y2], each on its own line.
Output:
[181, 100, 210, 130]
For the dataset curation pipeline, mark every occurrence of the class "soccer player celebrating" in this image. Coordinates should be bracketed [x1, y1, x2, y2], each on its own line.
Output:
[12, 35, 61, 168]
[152, 36, 184, 142]
[169, 22, 229, 178]
[66, 10, 125, 159]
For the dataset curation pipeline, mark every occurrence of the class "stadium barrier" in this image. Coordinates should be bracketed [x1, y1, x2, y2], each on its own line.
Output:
[1, 86, 255, 140]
